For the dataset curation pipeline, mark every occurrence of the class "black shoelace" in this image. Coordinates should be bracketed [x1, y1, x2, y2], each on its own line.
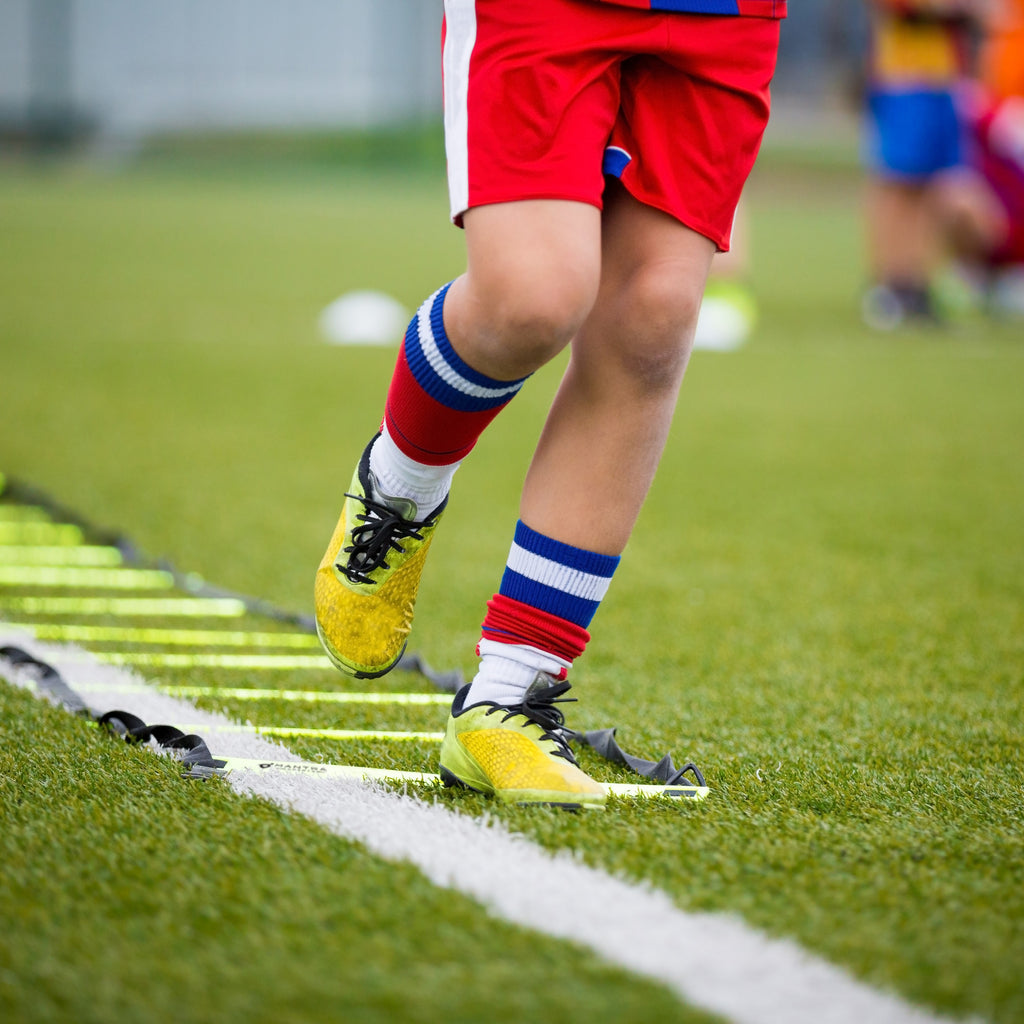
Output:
[336, 491, 428, 586]
[486, 680, 578, 764]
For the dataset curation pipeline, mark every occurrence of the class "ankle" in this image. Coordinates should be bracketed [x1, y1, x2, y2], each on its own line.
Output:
[368, 428, 459, 517]
[465, 640, 570, 707]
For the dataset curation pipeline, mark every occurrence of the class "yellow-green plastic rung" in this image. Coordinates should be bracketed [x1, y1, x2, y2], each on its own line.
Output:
[164, 686, 451, 705]
[0, 505, 51, 522]
[0, 546, 124, 567]
[182, 724, 445, 743]
[13, 623, 320, 648]
[603, 781, 709, 801]
[96, 652, 331, 670]
[0, 566, 173, 588]
[210, 758, 441, 785]
[205, 758, 708, 799]
[0, 523, 84, 545]
[57, 681, 452, 705]
[0, 596, 247, 617]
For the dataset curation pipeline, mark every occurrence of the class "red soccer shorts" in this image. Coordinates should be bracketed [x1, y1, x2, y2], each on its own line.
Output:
[442, 0, 780, 250]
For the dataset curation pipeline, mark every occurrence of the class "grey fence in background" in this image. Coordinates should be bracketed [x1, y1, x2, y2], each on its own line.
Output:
[0, 0, 444, 140]
[0, 0, 861, 143]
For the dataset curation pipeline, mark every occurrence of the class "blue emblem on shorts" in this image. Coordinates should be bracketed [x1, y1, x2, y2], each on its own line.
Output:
[602, 146, 632, 178]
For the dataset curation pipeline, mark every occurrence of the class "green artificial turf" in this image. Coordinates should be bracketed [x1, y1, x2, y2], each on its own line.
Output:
[0, 684, 696, 1024]
[1, 154, 1023, 1023]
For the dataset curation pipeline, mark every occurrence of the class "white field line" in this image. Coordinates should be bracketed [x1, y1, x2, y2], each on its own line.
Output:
[0, 627, 972, 1024]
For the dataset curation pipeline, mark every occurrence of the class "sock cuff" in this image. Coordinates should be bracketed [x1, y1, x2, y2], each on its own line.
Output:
[497, 521, 620, 628]
[403, 284, 529, 413]
[512, 520, 621, 579]
[480, 593, 591, 663]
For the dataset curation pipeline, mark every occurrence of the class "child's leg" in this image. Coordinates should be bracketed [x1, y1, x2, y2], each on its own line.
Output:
[522, 182, 714, 554]
[374, 198, 601, 501]
[866, 176, 937, 293]
[441, 185, 715, 808]
[465, 183, 715, 707]
[862, 87, 963, 327]
[315, 199, 603, 679]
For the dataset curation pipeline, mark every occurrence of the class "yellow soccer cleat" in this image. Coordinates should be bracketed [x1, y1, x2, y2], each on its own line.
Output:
[314, 437, 446, 678]
[439, 676, 606, 809]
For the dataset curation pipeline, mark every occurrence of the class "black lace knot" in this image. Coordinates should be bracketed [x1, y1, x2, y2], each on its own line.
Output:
[336, 492, 427, 586]
[489, 680, 578, 763]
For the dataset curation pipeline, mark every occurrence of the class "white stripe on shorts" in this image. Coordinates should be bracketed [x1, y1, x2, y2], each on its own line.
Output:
[507, 542, 614, 603]
[443, 0, 476, 222]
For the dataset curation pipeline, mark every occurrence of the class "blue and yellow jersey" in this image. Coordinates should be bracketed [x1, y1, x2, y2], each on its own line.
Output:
[869, 1, 972, 87]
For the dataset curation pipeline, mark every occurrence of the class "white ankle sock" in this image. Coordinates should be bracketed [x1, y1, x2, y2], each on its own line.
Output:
[368, 426, 460, 517]
[465, 639, 572, 707]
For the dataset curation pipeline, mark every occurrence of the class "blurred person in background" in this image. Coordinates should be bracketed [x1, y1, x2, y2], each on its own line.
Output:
[861, 0, 986, 329]
[932, 0, 1024, 316]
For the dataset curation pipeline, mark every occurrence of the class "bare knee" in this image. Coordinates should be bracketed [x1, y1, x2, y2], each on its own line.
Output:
[455, 262, 599, 378]
[602, 264, 704, 394]
[452, 200, 603, 379]
[489, 278, 595, 361]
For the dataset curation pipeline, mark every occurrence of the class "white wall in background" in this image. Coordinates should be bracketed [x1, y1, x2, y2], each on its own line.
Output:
[0, 0, 444, 137]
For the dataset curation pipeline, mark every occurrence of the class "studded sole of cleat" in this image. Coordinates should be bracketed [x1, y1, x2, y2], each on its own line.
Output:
[440, 766, 601, 811]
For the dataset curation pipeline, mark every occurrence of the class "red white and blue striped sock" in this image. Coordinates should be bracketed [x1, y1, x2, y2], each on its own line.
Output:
[368, 282, 529, 515]
[467, 520, 621, 706]
[378, 278, 528, 452]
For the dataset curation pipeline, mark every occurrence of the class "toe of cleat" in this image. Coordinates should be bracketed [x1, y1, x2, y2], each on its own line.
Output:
[440, 713, 607, 809]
